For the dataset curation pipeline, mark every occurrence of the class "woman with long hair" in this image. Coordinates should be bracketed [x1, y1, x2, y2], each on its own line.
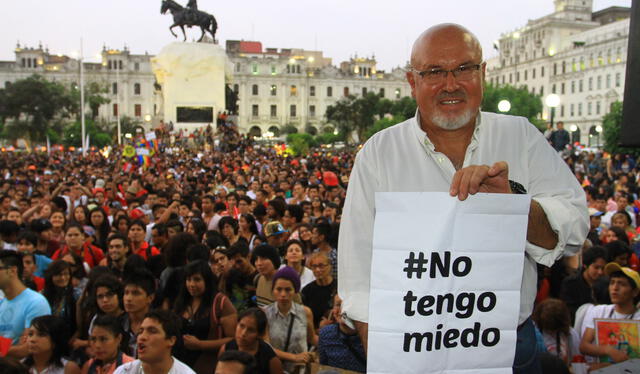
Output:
[218, 216, 240, 247]
[43, 260, 78, 334]
[172, 260, 238, 373]
[81, 315, 134, 374]
[69, 205, 90, 226]
[532, 298, 580, 365]
[49, 210, 67, 247]
[111, 215, 130, 236]
[310, 198, 324, 221]
[281, 240, 315, 289]
[88, 207, 111, 251]
[219, 308, 284, 374]
[186, 217, 208, 242]
[23, 315, 81, 374]
[238, 214, 260, 250]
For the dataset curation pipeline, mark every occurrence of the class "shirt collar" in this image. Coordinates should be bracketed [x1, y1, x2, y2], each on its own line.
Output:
[276, 304, 299, 319]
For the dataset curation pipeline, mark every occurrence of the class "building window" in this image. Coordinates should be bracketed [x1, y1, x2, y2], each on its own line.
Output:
[327, 86, 333, 97]
[290, 85, 297, 96]
[134, 104, 142, 117]
[606, 74, 611, 88]
[309, 105, 316, 117]
[553, 63, 557, 76]
[134, 83, 141, 95]
[540, 86, 544, 96]
[108, 60, 112, 70]
[571, 81, 575, 94]
[588, 77, 592, 91]
[310, 86, 316, 97]
[252, 84, 258, 95]
[271, 65, 276, 75]
[134, 62, 140, 71]
[113, 104, 118, 116]
[21, 58, 25, 67]
[236, 63, 241, 72]
[552, 84, 556, 94]
[118, 61, 123, 70]
[570, 103, 574, 117]
[270, 105, 277, 117]
[252, 105, 259, 117]
[597, 76, 602, 90]
[362, 87, 367, 96]
[579, 80, 583, 93]
[588, 102, 592, 115]
[596, 101, 601, 114]
[578, 103, 582, 116]
[516, 72, 520, 82]
[252, 64, 258, 74]
[615, 73, 621, 87]
[524, 70, 528, 81]
[509, 73, 512, 83]
[233, 84, 239, 93]
[380, 88, 385, 97]
[532, 68, 536, 79]
[395, 88, 401, 99]
[562, 61, 566, 74]
[270, 84, 277, 96]
[560, 105, 565, 117]
[561, 83, 565, 94]
[290, 104, 296, 117]
[344, 87, 349, 97]
[598, 53, 604, 66]
[112, 83, 118, 95]
[541, 66, 545, 77]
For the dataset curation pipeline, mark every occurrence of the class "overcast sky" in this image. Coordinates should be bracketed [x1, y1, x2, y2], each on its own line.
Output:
[0, 0, 631, 71]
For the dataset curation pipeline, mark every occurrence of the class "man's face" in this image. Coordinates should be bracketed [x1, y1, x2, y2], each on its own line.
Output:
[237, 200, 250, 214]
[584, 258, 606, 283]
[202, 198, 213, 213]
[311, 228, 323, 246]
[590, 216, 602, 230]
[7, 211, 21, 225]
[595, 199, 606, 213]
[22, 255, 36, 278]
[137, 317, 175, 364]
[231, 254, 252, 274]
[227, 196, 237, 208]
[293, 184, 304, 198]
[151, 229, 168, 247]
[407, 27, 484, 131]
[108, 238, 128, 262]
[617, 196, 629, 210]
[123, 284, 153, 314]
[609, 276, 639, 305]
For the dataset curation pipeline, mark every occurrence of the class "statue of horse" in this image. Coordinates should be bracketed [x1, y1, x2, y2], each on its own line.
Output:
[160, 0, 217, 42]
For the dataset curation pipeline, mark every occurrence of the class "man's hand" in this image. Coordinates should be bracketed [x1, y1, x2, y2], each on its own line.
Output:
[449, 161, 510, 201]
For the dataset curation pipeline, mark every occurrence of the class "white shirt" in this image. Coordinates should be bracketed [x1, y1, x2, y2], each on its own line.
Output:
[338, 111, 588, 325]
[581, 304, 640, 363]
[113, 357, 195, 374]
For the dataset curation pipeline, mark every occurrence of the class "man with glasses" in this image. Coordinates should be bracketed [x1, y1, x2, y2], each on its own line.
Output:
[338, 24, 588, 373]
[0, 250, 51, 358]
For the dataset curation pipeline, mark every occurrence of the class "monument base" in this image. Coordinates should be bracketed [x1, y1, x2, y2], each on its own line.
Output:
[151, 42, 231, 131]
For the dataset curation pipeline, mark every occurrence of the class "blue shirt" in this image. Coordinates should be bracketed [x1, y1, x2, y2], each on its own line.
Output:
[0, 287, 51, 343]
[34, 254, 52, 278]
[318, 324, 366, 373]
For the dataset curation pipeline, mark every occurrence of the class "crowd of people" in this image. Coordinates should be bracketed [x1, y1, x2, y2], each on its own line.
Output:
[0, 124, 637, 373]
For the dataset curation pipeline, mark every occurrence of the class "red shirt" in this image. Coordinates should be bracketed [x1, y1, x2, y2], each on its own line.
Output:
[52, 242, 105, 268]
[132, 241, 160, 260]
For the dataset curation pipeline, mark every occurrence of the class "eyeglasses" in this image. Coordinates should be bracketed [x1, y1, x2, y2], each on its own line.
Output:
[310, 263, 328, 269]
[412, 63, 483, 83]
[96, 291, 115, 300]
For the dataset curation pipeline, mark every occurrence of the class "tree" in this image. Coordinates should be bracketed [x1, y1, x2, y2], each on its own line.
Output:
[69, 81, 110, 120]
[0, 75, 74, 142]
[286, 133, 317, 156]
[63, 118, 112, 148]
[602, 101, 638, 156]
[481, 83, 544, 130]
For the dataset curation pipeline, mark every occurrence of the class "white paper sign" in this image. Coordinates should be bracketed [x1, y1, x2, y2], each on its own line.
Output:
[368, 192, 530, 374]
[145, 131, 156, 141]
[136, 148, 150, 156]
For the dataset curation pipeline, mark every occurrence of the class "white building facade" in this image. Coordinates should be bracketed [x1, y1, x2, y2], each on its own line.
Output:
[485, 0, 630, 145]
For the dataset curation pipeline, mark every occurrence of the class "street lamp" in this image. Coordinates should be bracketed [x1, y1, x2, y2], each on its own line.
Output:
[569, 124, 579, 145]
[497, 99, 511, 113]
[545, 94, 560, 128]
[596, 125, 603, 148]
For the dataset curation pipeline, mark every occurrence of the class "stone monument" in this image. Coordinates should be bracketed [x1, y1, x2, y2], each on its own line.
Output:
[151, 42, 232, 130]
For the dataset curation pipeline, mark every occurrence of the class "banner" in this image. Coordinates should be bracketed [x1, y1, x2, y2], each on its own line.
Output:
[368, 192, 530, 374]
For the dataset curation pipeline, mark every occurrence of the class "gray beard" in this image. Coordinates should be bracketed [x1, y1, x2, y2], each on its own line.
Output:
[430, 108, 475, 130]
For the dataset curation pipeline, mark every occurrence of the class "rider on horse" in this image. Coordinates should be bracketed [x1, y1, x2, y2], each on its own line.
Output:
[186, 0, 198, 24]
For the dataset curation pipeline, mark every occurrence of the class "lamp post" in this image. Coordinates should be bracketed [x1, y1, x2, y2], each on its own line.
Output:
[498, 99, 511, 113]
[596, 125, 603, 148]
[545, 94, 560, 128]
[569, 124, 579, 145]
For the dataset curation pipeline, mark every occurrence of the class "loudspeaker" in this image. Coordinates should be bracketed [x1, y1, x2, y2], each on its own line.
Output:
[620, 0, 640, 147]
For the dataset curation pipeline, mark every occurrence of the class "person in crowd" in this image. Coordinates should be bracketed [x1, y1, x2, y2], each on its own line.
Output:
[91, 274, 126, 324]
[21, 252, 44, 291]
[82, 314, 134, 374]
[52, 224, 105, 269]
[22, 315, 81, 374]
[586, 208, 604, 246]
[121, 269, 156, 356]
[111, 216, 130, 237]
[532, 298, 580, 366]
[297, 224, 313, 257]
[211, 247, 232, 286]
[251, 244, 281, 308]
[301, 252, 336, 329]
[89, 207, 111, 251]
[16, 230, 51, 278]
[99, 234, 130, 279]
[219, 217, 241, 247]
[280, 240, 314, 289]
[70, 206, 90, 227]
[114, 310, 195, 374]
[311, 222, 337, 281]
[580, 262, 640, 363]
[172, 260, 237, 373]
[224, 242, 257, 313]
[317, 294, 366, 373]
[48, 211, 67, 247]
[559, 245, 607, 322]
[263, 221, 288, 253]
[219, 308, 283, 374]
[0, 250, 51, 358]
[310, 198, 324, 222]
[150, 223, 169, 251]
[264, 266, 316, 372]
[238, 214, 260, 251]
[282, 205, 303, 240]
[186, 217, 207, 242]
[43, 260, 77, 333]
[215, 350, 258, 374]
[605, 240, 633, 267]
[127, 220, 159, 262]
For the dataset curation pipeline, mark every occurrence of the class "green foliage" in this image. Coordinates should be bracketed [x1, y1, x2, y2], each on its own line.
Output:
[325, 93, 415, 143]
[315, 132, 343, 145]
[69, 81, 110, 120]
[481, 83, 544, 130]
[365, 115, 406, 140]
[281, 124, 299, 135]
[63, 118, 113, 148]
[0, 75, 75, 142]
[286, 133, 317, 156]
[602, 102, 638, 156]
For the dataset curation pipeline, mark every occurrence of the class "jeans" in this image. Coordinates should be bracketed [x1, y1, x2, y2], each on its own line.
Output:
[513, 317, 542, 374]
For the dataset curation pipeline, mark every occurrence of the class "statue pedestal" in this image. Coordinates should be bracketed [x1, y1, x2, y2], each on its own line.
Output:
[151, 42, 231, 130]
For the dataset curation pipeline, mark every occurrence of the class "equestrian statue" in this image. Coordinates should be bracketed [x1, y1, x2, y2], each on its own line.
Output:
[161, 0, 218, 42]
